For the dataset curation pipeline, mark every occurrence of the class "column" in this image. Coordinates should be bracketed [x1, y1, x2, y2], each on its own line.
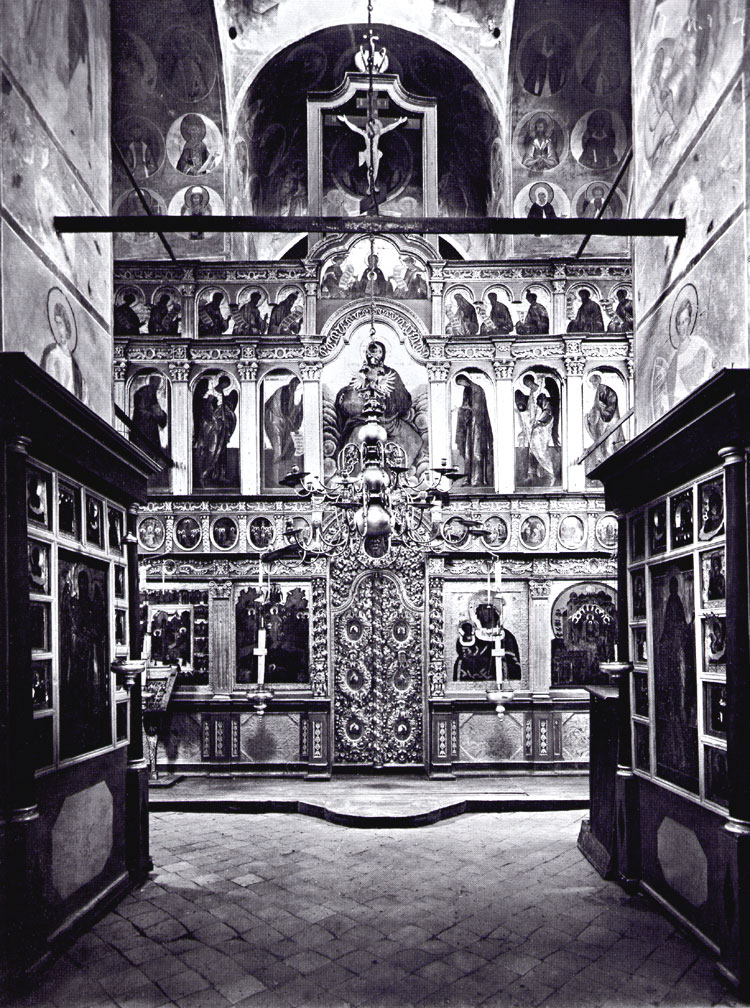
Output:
[564, 346, 586, 491]
[237, 360, 258, 494]
[113, 359, 128, 436]
[429, 277, 445, 333]
[5, 435, 42, 978]
[551, 276, 567, 334]
[427, 362, 450, 469]
[493, 361, 515, 493]
[168, 361, 191, 494]
[300, 362, 323, 479]
[303, 280, 317, 336]
[179, 282, 196, 340]
[528, 579, 552, 698]
[209, 580, 235, 698]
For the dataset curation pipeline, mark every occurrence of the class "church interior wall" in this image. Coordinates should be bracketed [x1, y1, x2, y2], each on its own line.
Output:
[630, 0, 748, 431]
[1, 0, 113, 421]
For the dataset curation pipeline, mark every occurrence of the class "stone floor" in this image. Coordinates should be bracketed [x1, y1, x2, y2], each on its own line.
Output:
[7, 810, 741, 1008]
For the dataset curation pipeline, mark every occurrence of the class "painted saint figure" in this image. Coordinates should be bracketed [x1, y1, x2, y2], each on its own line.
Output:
[567, 289, 604, 333]
[584, 373, 625, 466]
[579, 109, 618, 169]
[198, 291, 229, 335]
[193, 375, 238, 487]
[264, 375, 304, 488]
[515, 373, 560, 486]
[233, 291, 266, 335]
[454, 375, 494, 488]
[334, 341, 423, 468]
[180, 185, 212, 240]
[176, 114, 216, 175]
[114, 292, 142, 334]
[41, 289, 85, 400]
[607, 288, 633, 332]
[148, 293, 181, 335]
[522, 116, 559, 171]
[481, 293, 514, 335]
[450, 293, 479, 336]
[454, 601, 522, 682]
[515, 291, 549, 335]
[130, 374, 167, 451]
[267, 292, 300, 335]
[527, 183, 557, 219]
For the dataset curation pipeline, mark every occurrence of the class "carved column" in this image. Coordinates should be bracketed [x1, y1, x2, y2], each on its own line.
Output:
[168, 361, 191, 494]
[427, 362, 451, 470]
[300, 362, 323, 480]
[238, 360, 259, 494]
[493, 360, 515, 493]
[429, 278, 445, 333]
[551, 276, 567, 333]
[209, 580, 235, 699]
[179, 282, 196, 341]
[114, 358, 128, 436]
[564, 346, 586, 492]
[303, 280, 317, 337]
[528, 579, 552, 698]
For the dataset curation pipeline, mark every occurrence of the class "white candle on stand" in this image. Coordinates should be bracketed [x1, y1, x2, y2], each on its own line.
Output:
[494, 561, 502, 593]
[256, 626, 267, 686]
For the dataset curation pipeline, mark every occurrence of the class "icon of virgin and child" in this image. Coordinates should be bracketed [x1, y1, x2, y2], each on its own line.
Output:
[454, 594, 522, 682]
[327, 340, 428, 475]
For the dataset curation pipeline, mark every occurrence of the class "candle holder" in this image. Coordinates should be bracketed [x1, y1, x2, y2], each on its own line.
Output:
[111, 658, 146, 691]
[486, 681, 515, 720]
[247, 683, 275, 716]
[599, 661, 633, 686]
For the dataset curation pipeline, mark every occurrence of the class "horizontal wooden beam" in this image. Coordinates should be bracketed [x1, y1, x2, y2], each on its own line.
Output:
[54, 215, 685, 238]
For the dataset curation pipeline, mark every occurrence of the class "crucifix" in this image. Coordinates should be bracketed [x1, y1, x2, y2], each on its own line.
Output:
[325, 94, 418, 191]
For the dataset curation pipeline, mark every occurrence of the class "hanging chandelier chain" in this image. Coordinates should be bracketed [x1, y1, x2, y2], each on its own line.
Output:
[365, 0, 379, 339]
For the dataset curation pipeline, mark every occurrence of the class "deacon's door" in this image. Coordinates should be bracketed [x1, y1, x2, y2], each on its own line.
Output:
[333, 569, 424, 767]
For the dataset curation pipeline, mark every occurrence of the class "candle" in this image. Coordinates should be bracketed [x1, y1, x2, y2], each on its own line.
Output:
[494, 561, 502, 593]
[486, 563, 491, 602]
[257, 557, 264, 588]
[141, 629, 152, 662]
[256, 627, 267, 686]
[614, 642, 619, 662]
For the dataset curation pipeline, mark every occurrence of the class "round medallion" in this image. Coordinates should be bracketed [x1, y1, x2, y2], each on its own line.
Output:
[391, 618, 410, 645]
[344, 616, 364, 643]
[558, 514, 586, 550]
[248, 516, 275, 550]
[520, 516, 547, 549]
[442, 517, 469, 547]
[174, 516, 202, 550]
[392, 664, 411, 691]
[345, 716, 363, 741]
[483, 516, 509, 548]
[595, 514, 618, 550]
[211, 516, 238, 550]
[394, 717, 411, 741]
[138, 516, 165, 551]
[346, 667, 366, 691]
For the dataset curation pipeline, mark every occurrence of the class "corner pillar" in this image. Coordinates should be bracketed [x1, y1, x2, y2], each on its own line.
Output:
[238, 360, 259, 494]
[493, 360, 515, 492]
[168, 361, 191, 494]
[209, 581, 235, 699]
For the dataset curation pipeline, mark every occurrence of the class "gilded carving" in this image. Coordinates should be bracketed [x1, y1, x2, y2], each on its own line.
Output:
[428, 576, 446, 697]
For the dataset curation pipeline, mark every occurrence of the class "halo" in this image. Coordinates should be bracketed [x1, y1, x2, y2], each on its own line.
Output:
[669, 283, 698, 348]
[585, 181, 608, 201]
[529, 111, 553, 134]
[184, 184, 209, 209]
[467, 590, 505, 623]
[47, 287, 78, 353]
[180, 113, 206, 141]
[530, 182, 554, 204]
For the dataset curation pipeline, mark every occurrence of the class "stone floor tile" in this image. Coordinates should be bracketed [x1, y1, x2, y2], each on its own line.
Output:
[155, 969, 211, 1001]
[112, 980, 174, 1008]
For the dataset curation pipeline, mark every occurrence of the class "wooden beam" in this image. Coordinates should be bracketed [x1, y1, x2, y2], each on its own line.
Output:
[54, 215, 686, 238]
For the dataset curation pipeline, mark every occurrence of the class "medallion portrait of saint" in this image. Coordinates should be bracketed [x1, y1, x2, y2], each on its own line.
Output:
[40, 288, 85, 402]
[517, 22, 573, 97]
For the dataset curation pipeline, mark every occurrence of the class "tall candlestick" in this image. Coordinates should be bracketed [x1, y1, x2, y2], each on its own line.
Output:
[494, 560, 502, 593]
[255, 626, 267, 686]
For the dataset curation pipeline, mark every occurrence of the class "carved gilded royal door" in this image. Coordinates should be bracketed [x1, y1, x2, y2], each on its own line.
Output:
[332, 565, 425, 767]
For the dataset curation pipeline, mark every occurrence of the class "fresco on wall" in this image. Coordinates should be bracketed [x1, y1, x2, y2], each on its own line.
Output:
[3, 0, 110, 201]
[262, 371, 304, 491]
[2, 227, 112, 420]
[633, 84, 744, 322]
[58, 550, 111, 760]
[442, 584, 527, 692]
[112, 0, 226, 259]
[451, 370, 495, 490]
[509, 0, 631, 257]
[514, 370, 562, 488]
[651, 557, 699, 794]
[320, 240, 428, 300]
[192, 371, 239, 490]
[236, 584, 310, 685]
[551, 583, 617, 687]
[322, 326, 429, 483]
[632, 0, 744, 214]
[637, 221, 745, 428]
[1, 79, 112, 321]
